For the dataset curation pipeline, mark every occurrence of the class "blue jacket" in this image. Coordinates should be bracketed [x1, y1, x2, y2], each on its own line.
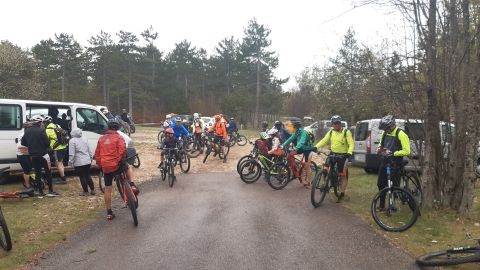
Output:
[170, 123, 190, 139]
[228, 121, 237, 133]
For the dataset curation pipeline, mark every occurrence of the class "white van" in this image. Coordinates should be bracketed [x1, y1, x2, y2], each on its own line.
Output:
[306, 120, 348, 141]
[0, 99, 110, 183]
[352, 118, 454, 173]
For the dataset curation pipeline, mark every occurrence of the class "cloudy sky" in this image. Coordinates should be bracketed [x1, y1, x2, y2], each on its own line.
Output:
[1, 0, 407, 90]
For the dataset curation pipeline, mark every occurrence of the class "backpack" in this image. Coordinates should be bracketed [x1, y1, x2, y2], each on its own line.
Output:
[304, 127, 315, 145]
[380, 128, 403, 151]
[47, 125, 70, 148]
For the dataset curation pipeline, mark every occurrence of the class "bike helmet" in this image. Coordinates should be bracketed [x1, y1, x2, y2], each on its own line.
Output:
[230, 117, 234, 120]
[43, 116, 53, 123]
[175, 117, 182, 122]
[274, 120, 282, 129]
[166, 114, 171, 119]
[193, 113, 199, 119]
[107, 119, 121, 130]
[379, 115, 395, 130]
[166, 128, 174, 134]
[31, 115, 44, 123]
[292, 119, 302, 129]
[331, 115, 342, 124]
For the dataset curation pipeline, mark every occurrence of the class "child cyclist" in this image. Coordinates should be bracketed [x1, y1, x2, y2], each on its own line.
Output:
[159, 128, 179, 168]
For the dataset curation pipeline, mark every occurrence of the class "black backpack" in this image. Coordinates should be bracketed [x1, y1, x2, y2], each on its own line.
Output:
[47, 125, 70, 148]
[380, 128, 403, 150]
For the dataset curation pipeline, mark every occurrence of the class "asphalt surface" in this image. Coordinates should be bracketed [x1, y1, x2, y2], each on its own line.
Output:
[33, 172, 419, 270]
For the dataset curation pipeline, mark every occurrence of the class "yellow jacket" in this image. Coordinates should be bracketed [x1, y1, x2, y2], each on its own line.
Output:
[46, 123, 67, 150]
[315, 128, 354, 154]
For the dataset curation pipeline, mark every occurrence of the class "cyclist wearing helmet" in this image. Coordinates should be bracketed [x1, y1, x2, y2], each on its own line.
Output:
[267, 128, 282, 156]
[191, 113, 205, 149]
[274, 120, 290, 143]
[163, 114, 172, 129]
[159, 127, 179, 168]
[208, 115, 228, 156]
[95, 119, 138, 221]
[172, 117, 190, 140]
[228, 117, 237, 135]
[315, 115, 354, 202]
[21, 115, 58, 197]
[376, 115, 410, 211]
[281, 119, 316, 187]
[261, 121, 269, 132]
[45, 115, 68, 185]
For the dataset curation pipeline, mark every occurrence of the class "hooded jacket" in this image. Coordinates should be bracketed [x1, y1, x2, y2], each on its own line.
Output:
[68, 128, 92, 167]
[21, 125, 50, 157]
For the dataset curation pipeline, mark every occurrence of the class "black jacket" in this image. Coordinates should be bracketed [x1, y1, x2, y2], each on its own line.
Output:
[21, 126, 50, 157]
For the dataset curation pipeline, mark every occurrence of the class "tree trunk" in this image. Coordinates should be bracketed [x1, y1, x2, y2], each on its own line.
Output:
[128, 66, 132, 114]
[102, 68, 107, 105]
[61, 67, 65, 101]
[421, 0, 443, 209]
[254, 60, 261, 128]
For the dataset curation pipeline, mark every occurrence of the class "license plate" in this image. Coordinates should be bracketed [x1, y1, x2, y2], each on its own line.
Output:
[355, 154, 366, 163]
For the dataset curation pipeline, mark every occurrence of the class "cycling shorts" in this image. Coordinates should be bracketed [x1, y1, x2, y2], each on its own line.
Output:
[103, 160, 129, 186]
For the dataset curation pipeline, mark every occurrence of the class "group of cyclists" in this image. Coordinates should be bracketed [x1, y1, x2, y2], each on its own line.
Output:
[249, 114, 411, 207]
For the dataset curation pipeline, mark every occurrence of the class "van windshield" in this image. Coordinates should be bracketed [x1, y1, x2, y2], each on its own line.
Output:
[404, 122, 424, 141]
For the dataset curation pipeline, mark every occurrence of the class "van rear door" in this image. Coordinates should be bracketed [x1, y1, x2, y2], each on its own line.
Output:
[353, 121, 369, 165]
[0, 103, 24, 166]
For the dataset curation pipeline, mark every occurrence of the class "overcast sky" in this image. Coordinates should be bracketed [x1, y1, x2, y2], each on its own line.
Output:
[1, 0, 406, 90]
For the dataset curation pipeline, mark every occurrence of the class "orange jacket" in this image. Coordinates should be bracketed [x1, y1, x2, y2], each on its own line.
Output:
[209, 121, 227, 139]
[95, 130, 126, 174]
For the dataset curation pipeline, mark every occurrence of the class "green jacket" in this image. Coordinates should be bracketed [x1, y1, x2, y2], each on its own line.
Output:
[281, 128, 314, 151]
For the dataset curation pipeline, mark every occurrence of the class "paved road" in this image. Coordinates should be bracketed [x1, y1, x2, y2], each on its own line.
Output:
[34, 172, 419, 270]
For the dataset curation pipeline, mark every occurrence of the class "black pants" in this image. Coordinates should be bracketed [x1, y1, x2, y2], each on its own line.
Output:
[377, 160, 402, 208]
[74, 164, 94, 192]
[31, 156, 53, 193]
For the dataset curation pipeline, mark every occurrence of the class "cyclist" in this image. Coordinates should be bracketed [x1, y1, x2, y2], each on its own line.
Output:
[376, 115, 410, 211]
[45, 116, 68, 185]
[274, 120, 290, 143]
[261, 121, 269, 132]
[315, 115, 354, 202]
[182, 119, 190, 132]
[191, 113, 205, 152]
[163, 114, 172, 129]
[21, 115, 58, 197]
[208, 115, 228, 157]
[159, 128, 179, 168]
[228, 117, 238, 135]
[281, 119, 316, 188]
[95, 119, 138, 221]
[171, 117, 190, 140]
[267, 128, 283, 156]
[121, 109, 131, 125]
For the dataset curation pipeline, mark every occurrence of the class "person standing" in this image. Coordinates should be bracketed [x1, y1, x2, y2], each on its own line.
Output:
[16, 120, 35, 193]
[45, 116, 68, 185]
[21, 115, 58, 197]
[68, 128, 95, 196]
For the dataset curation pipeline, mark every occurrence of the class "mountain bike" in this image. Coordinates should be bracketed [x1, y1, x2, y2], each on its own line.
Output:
[267, 149, 318, 190]
[113, 167, 139, 226]
[160, 147, 177, 187]
[202, 133, 230, 164]
[370, 153, 420, 232]
[0, 167, 12, 251]
[236, 140, 260, 174]
[186, 134, 204, 158]
[157, 129, 165, 144]
[416, 233, 480, 267]
[238, 152, 285, 184]
[311, 151, 349, 207]
[228, 131, 248, 147]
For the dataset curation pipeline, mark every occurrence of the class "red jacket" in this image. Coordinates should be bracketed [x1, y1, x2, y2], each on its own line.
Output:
[95, 130, 126, 174]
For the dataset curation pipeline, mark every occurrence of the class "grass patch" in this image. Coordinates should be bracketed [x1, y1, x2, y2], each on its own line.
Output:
[343, 167, 480, 269]
[0, 179, 104, 269]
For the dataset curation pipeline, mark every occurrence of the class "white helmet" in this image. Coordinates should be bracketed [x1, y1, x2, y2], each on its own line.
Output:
[193, 113, 199, 119]
[31, 115, 44, 123]
[166, 114, 171, 119]
[43, 116, 53, 122]
[267, 128, 278, 136]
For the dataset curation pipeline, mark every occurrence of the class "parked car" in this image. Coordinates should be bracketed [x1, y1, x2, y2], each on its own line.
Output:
[352, 118, 454, 173]
[201, 117, 214, 129]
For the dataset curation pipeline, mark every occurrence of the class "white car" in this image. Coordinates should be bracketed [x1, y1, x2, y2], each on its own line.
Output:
[201, 117, 214, 129]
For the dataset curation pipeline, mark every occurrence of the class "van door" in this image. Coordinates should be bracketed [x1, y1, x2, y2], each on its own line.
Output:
[0, 103, 24, 166]
[370, 120, 383, 153]
[353, 121, 369, 165]
[74, 107, 108, 154]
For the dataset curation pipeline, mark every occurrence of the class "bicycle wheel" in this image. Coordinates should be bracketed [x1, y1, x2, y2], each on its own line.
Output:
[311, 171, 329, 208]
[266, 163, 291, 190]
[187, 141, 202, 158]
[219, 143, 230, 160]
[168, 163, 175, 188]
[299, 161, 319, 186]
[130, 125, 136, 134]
[402, 173, 423, 208]
[0, 208, 12, 251]
[132, 155, 141, 168]
[330, 170, 341, 198]
[239, 160, 262, 184]
[179, 151, 191, 173]
[97, 171, 105, 193]
[416, 246, 480, 266]
[160, 162, 167, 181]
[115, 176, 124, 200]
[202, 144, 211, 164]
[236, 135, 248, 146]
[157, 130, 164, 144]
[124, 182, 138, 226]
[228, 136, 236, 147]
[371, 186, 419, 232]
[237, 155, 254, 174]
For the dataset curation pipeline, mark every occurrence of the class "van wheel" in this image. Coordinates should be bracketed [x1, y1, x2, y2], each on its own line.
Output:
[0, 172, 9, 185]
[364, 168, 378, 174]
